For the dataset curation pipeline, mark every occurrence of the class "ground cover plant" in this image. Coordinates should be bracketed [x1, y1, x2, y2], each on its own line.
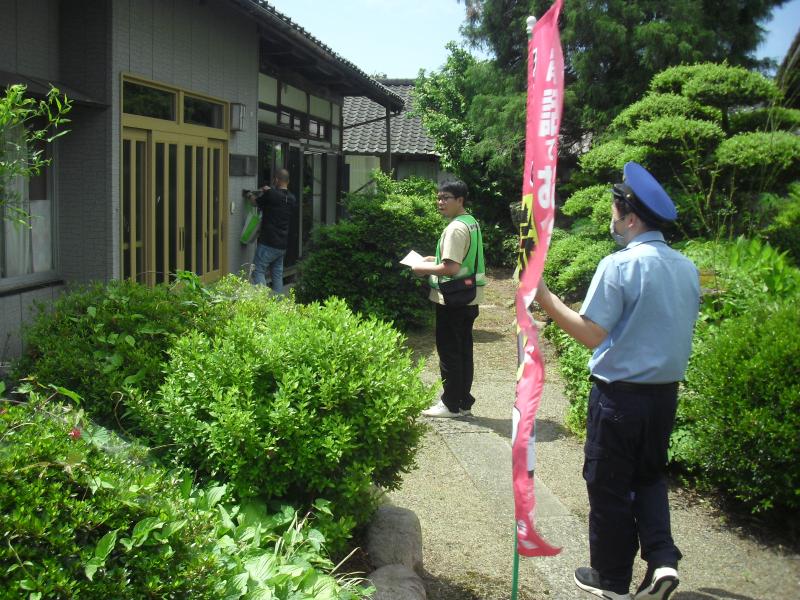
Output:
[295, 172, 443, 329]
[0, 386, 372, 599]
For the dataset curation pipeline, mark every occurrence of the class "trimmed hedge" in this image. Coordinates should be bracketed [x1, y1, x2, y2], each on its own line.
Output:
[126, 281, 435, 536]
[17, 275, 436, 551]
[295, 173, 444, 329]
[680, 299, 800, 512]
[543, 230, 614, 303]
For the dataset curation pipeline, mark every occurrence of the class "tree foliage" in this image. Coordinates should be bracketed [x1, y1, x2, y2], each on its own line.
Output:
[412, 44, 525, 224]
[458, 0, 787, 149]
[578, 63, 799, 239]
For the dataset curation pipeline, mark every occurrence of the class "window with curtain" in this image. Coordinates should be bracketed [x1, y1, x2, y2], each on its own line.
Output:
[0, 124, 55, 286]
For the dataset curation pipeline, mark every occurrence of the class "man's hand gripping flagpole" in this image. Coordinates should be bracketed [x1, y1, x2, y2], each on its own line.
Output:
[511, 1, 565, 596]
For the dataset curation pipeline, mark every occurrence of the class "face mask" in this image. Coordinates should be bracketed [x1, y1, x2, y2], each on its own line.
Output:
[610, 217, 627, 246]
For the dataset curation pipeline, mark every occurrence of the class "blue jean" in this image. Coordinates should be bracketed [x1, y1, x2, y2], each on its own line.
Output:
[252, 243, 286, 293]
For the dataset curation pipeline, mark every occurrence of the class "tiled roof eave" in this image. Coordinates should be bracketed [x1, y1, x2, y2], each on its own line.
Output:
[233, 0, 404, 111]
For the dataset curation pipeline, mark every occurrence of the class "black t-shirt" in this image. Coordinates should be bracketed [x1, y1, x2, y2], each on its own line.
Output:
[256, 187, 297, 249]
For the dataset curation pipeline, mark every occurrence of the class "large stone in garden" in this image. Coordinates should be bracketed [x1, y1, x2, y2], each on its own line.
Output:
[366, 505, 423, 572]
[368, 564, 426, 600]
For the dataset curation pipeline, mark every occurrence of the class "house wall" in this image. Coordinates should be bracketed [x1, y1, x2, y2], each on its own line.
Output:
[110, 0, 260, 278]
[0, 0, 111, 360]
[396, 159, 439, 183]
[59, 1, 114, 285]
[345, 155, 382, 193]
[0, 0, 60, 81]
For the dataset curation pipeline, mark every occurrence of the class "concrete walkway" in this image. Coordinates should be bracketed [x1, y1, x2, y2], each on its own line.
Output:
[391, 271, 799, 600]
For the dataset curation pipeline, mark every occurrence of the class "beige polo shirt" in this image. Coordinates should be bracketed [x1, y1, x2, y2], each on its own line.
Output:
[428, 219, 485, 306]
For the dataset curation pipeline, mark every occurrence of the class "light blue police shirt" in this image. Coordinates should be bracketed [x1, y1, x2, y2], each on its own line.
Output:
[579, 231, 700, 384]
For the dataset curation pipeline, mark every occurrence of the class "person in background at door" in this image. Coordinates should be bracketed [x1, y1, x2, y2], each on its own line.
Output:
[534, 162, 700, 600]
[412, 180, 486, 418]
[247, 168, 296, 293]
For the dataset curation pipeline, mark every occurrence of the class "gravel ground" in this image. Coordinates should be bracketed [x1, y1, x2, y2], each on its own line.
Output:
[389, 268, 800, 600]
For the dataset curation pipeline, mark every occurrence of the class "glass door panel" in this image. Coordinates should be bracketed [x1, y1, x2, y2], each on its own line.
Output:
[121, 128, 148, 283]
[183, 145, 194, 275]
[195, 144, 205, 276]
[121, 130, 226, 285]
[152, 136, 180, 284]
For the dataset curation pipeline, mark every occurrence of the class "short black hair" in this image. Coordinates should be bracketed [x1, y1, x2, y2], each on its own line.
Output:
[612, 184, 661, 231]
[438, 180, 468, 203]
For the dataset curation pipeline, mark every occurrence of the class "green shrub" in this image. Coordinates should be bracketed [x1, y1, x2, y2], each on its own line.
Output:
[762, 184, 800, 264]
[0, 391, 371, 599]
[543, 325, 592, 436]
[714, 131, 800, 182]
[15, 277, 214, 430]
[729, 107, 800, 134]
[628, 117, 724, 152]
[578, 139, 651, 179]
[296, 173, 443, 329]
[684, 237, 800, 322]
[561, 184, 613, 237]
[543, 231, 614, 303]
[680, 299, 800, 512]
[608, 93, 722, 132]
[126, 282, 435, 540]
[481, 222, 518, 268]
[650, 63, 780, 110]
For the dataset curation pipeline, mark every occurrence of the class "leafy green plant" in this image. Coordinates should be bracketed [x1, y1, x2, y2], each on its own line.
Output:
[684, 236, 800, 323]
[15, 277, 216, 431]
[0, 388, 372, 599]
[1, 84, 71, 224]
[761, 183, 800, 264]
[576, 63, 797, 239]
[680, 299, 800, 513]
[296, 172, 443, 329]
[542, 325, 592, 437]
[481, 222, 518, 268]
[543, 230, 614, 303]
[126, 280, 435, 545]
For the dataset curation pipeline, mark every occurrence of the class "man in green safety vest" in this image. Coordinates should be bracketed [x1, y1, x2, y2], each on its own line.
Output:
[413, 180, 486, 418]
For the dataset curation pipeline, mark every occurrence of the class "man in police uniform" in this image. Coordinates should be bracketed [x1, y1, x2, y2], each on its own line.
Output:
[413, 180, 486, 418]
[535, 162, 700, 600]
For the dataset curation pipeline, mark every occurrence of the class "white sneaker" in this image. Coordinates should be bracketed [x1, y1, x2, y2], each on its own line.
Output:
[634, 567, 679, 600]
[421, 401, 461, 418]
[460, 408, 473, 417]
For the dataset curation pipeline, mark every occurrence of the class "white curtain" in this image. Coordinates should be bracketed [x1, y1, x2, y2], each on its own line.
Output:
[1, 124, 35, 278]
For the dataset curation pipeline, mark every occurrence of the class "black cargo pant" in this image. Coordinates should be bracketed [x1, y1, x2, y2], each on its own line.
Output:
[435, 303, 479, 413]
[584, 378, 682, 594]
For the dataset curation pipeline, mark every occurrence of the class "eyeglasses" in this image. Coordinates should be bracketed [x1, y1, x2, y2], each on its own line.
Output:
[436, 194, 455, 201]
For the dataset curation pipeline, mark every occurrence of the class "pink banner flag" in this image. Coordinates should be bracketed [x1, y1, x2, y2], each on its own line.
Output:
[511, 0, 564, 558]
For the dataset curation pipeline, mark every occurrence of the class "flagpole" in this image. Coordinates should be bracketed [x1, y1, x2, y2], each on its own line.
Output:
[511, 18, 537, 600]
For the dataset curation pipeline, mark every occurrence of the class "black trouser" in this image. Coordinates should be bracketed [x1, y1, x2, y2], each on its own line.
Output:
[435, 303, 479, 413]
[584, 378, 682, 594]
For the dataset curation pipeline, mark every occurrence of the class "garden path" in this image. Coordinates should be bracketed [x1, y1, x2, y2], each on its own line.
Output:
[393, 269, 799, 600]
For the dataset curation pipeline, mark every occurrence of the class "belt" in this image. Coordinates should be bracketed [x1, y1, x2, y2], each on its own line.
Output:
[589, 375, 678, 393]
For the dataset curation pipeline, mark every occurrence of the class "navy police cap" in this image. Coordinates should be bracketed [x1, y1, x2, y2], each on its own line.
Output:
[613, 162, 677, 223]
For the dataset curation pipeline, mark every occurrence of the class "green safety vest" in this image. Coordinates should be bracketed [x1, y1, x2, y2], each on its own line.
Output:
[430, 214, 487, 289]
